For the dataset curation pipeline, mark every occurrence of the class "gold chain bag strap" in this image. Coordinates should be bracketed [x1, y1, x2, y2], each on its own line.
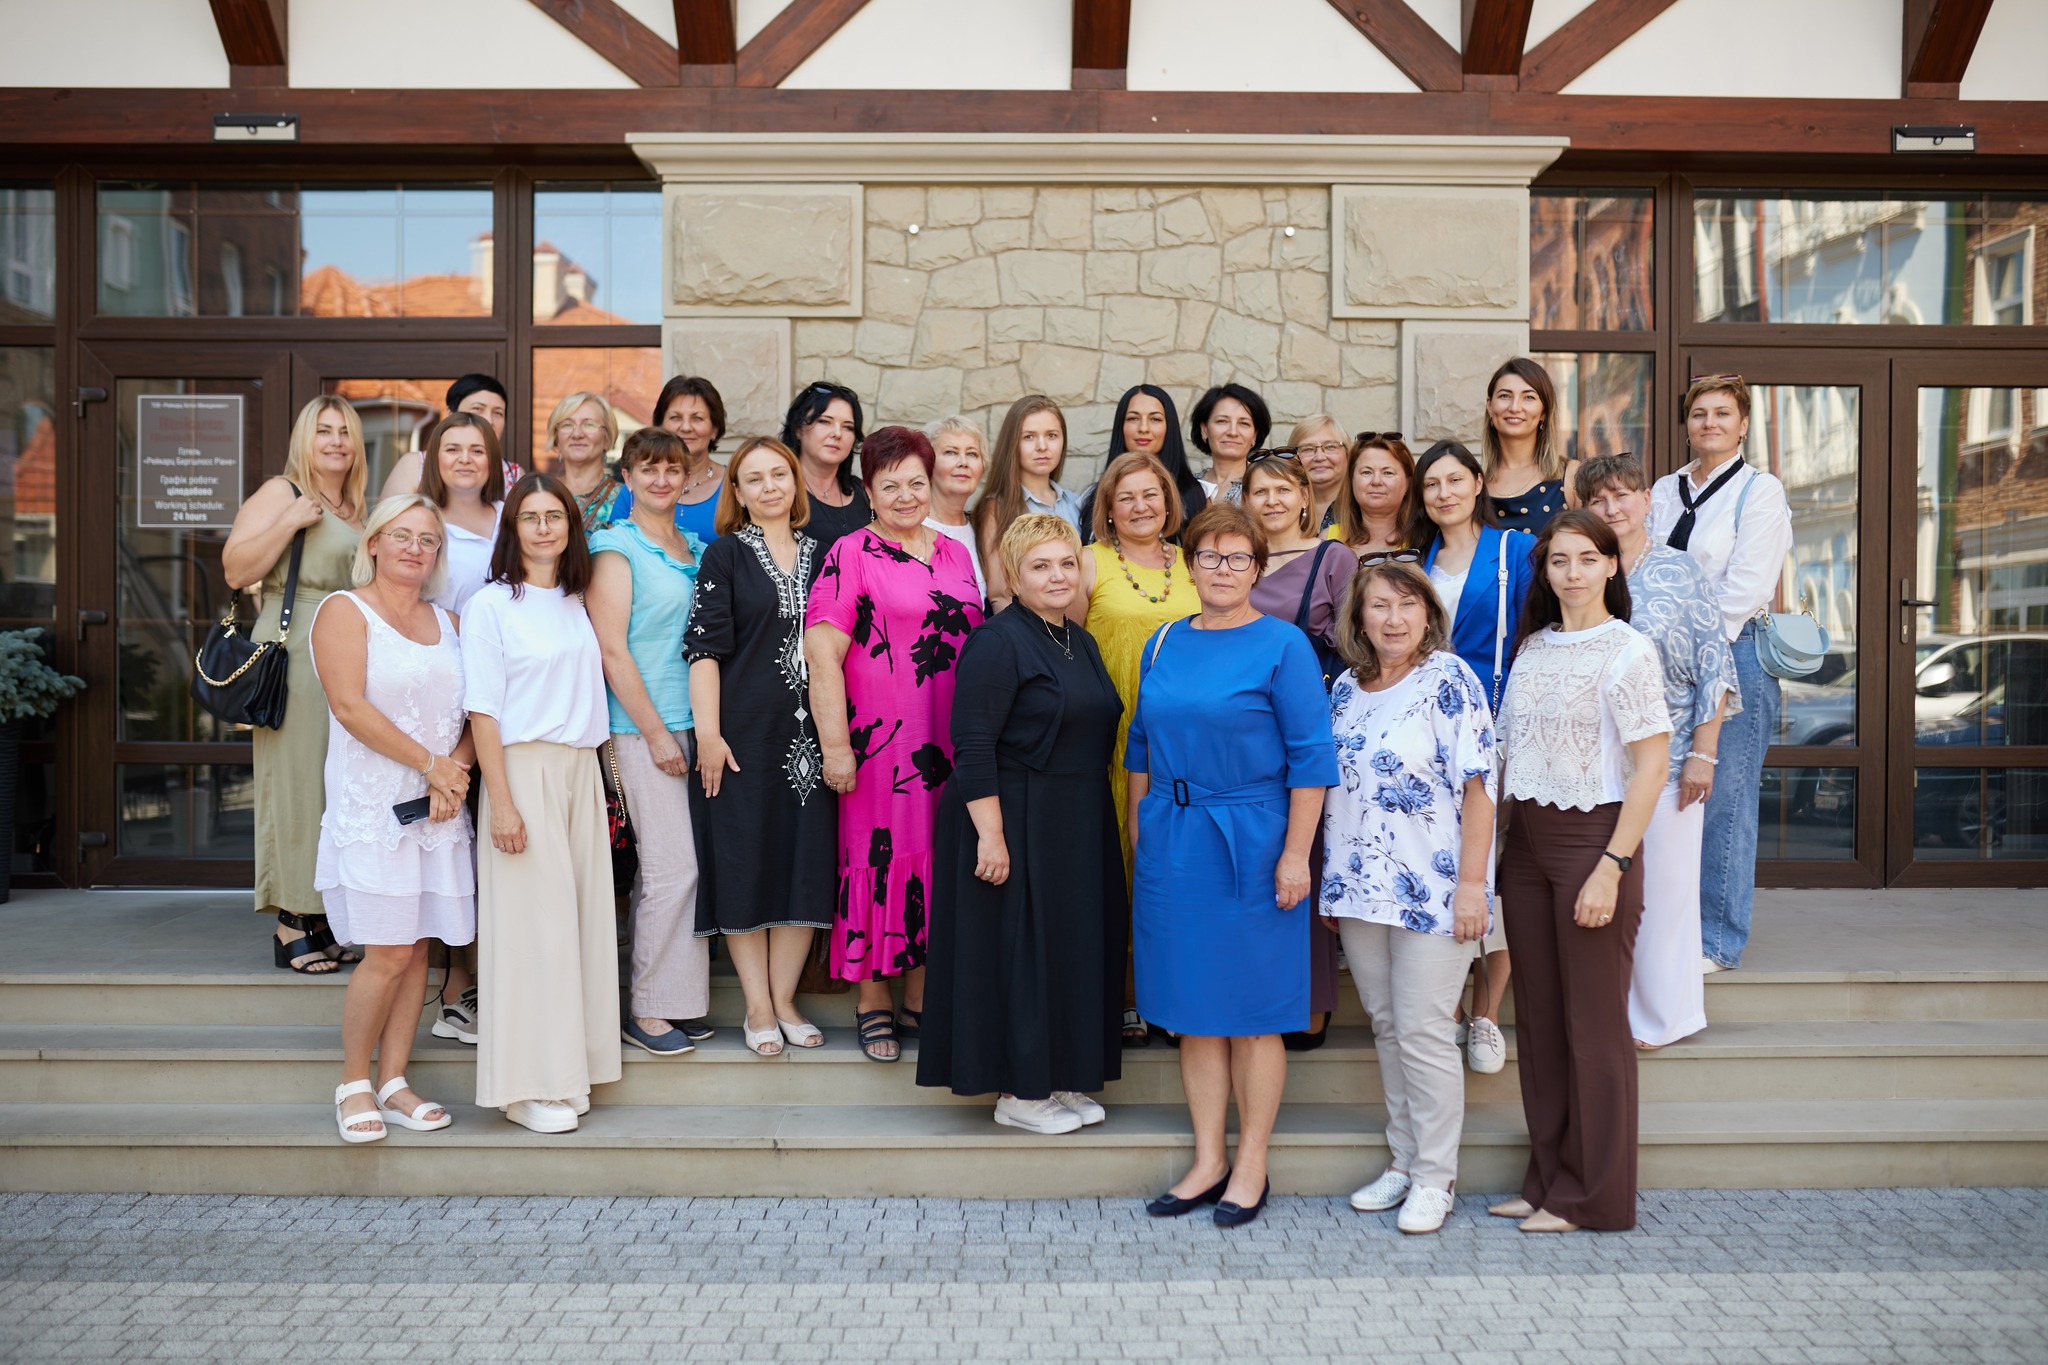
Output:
[189, 483, 307, 729]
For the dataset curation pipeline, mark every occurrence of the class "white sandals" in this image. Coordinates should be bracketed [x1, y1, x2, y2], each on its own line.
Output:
[744, 1020, 784, 1057]
[375, 1075, 452, 1132]
[776, 1017, 825, 1049]
[334, 1080, 386, 1144]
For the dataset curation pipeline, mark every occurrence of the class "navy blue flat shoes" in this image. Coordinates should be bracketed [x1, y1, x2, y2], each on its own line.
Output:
[1213, 1179, 1271, 1227]
[1145, 1170, 1232, 1217]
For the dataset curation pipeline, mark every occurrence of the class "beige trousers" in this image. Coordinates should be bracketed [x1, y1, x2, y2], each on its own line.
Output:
[1338, 917, 1477, 1191]
[610, 730, 710, 1020]
[474, 742, 623, 1108]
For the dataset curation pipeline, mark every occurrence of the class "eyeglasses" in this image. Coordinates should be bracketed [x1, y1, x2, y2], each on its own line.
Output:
[1295, 440, 1347, 458]
[379, 530, 443, 553]
[516, 510, 568, 528]
[1354, 431, 1404, 444]
[1359, 549, 1422, 567]
[557, 420, 606, 435]
[1193, 549, 1256, 572]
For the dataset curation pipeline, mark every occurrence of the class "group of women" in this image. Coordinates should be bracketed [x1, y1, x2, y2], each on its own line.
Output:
[225, 361, 1793, 1238]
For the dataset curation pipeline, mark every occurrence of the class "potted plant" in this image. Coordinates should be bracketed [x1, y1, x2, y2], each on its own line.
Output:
[0, 629, 83, 902]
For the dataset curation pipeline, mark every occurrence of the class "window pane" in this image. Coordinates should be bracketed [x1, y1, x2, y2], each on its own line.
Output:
[1911, 386, 2048, 748]
[0, 346, 57, 629]
[1749, 383, 1861, 745]
[533, 183, 662, 324]
[1530, 189, 1653, 331]
[97, 182, 492, 318]
[0, 185, 57, 322]
[531, 347, 662, 471]
[325, 378, 457, 493]
[1913, 768, 2048, 860]
[1693, 193, 2047, 325]
[1533, 351, 1649, 463]
[118, 763, 255, 859]
[1760, 767, 1856, 860]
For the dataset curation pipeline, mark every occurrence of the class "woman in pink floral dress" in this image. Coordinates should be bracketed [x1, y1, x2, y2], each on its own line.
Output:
[805, 426, 984, 1062]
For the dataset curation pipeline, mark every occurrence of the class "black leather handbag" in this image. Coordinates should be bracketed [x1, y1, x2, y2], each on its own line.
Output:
[190, 502, 307, 730]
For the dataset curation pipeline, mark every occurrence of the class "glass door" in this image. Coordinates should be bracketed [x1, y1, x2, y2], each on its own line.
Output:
[74, 343, 292, 886]
[1889, 355, 2048, 883]
[289, 342, 507, 492]
[1682, 349, 1891, 887]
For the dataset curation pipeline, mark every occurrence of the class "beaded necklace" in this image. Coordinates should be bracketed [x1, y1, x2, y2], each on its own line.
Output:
[1114, 539, 1176, 604]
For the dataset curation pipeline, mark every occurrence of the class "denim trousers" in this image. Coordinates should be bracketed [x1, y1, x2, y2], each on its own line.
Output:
[1699, 626, 1778, 969]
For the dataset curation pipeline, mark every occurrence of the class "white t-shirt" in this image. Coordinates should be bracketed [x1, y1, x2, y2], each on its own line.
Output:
[1647, 461, 1794, 641]
[458, 581, 609, 749]
[1428, 564, 1469, 623]
[925, 517, 987, 600]
[433, 505, 502, 615]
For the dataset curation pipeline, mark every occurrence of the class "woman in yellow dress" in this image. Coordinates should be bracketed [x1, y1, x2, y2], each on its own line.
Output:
[1070, 451, 1197, 1047]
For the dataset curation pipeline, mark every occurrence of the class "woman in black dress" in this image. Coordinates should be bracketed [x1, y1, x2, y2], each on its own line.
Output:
[918, 513, 1127, 1134]
[685, 437, 837, 1057]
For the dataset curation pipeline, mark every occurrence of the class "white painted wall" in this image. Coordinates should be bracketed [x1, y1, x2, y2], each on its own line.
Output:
[1404, 0, 1461, 50]
[1566, 0, 1902, 98]
[1524, 0, 1597, 51]
[736, 0, 796, 48]
[1962, 0, 2048, 101]
[613, 0, 677, 46]
[1127, 0, 1418, 92]
[0, 0, 228, 87]
[782, 0, 1072, 89]
[291, 0, 638, 89]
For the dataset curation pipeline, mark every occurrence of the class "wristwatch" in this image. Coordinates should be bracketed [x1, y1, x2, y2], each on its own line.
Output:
[1602, 850, 1633, 872]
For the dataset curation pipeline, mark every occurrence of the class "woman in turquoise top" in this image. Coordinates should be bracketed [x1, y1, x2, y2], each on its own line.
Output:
[609, 376, 727, 542]
[1129, 503, 1338, 1228]
[589, 427, 710, 1057]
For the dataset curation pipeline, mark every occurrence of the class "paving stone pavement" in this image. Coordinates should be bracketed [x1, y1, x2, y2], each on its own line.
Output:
[2, 1189, 2045, 1362]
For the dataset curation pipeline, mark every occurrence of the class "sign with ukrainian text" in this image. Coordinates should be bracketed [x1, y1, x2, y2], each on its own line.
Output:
[136, 394, 243, 529]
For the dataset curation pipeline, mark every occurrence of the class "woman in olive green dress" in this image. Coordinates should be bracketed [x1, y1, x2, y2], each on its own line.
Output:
[222, 396, 370, 972]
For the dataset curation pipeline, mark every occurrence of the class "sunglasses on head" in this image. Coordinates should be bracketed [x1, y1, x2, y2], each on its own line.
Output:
[1689, 373, 1743, 386]
[1246, 446, 1300, 466]
[1358, 549, 1422, 567]
[1354, 431, 1403, 444]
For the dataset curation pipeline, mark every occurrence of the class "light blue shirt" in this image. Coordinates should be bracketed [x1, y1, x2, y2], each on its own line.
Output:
[590, 519, 706, 735]
[1024, 482, 1085, 531]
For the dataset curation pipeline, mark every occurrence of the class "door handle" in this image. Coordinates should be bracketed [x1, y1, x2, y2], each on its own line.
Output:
[76, 608, 108, 642]
[1899, 579, 1934, 644]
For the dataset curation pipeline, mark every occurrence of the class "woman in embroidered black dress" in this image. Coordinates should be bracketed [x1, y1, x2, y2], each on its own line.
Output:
[685, 438, 837, 1057]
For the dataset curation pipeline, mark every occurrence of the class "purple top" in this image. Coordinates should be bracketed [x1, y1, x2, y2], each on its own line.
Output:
[1249, 540, 1356, 647]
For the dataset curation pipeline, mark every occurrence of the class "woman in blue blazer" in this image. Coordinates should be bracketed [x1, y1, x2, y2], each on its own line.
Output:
[1408, 440, 1535, 1075]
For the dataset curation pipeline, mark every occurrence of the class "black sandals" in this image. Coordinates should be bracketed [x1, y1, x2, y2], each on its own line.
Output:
[856, 1009, 900, 1063]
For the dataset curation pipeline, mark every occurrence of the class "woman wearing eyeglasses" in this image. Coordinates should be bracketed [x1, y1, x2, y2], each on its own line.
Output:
[544, 391, 622, 533]
[1129, 503, 1337, 1227]
[1410, 439, 1537, 1077]
[1329, 434, 1417, 557]
[463, 473, 619, 1133]
[1288, 416, 1349, 534]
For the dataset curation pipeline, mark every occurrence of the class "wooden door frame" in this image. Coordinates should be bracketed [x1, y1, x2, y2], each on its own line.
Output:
[1886, 352, 2048, 888]
[1681, 345, 1892, 888]
[72, 340, 292, 887]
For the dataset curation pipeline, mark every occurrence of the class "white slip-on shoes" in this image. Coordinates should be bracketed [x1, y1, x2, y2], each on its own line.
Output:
[506, 1099, 578, 1134]
[1397, 1185, 1456, 1234]
[1348, 1167, 1413, 1212]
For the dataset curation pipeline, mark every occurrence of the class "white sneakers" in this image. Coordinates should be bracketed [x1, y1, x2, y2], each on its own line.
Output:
[994, 1095, 1083, 1134]
[1396, 1185, 1455, 1234]
[1465, 1016, 1507, 1074]
[505, 1099, 578, 1134]
[1051, 1091, 1106, 1126]
[1702, 955, 1728, 975]
[1348, 1167, 1412, 1211]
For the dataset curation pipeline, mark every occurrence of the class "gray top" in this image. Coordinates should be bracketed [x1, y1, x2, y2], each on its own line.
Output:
[1625, 544, 1743, 781]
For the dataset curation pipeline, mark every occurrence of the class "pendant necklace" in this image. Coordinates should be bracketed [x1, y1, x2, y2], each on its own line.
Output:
[1040, 614, 1074, 659]
[1115, 540, 1174, 603]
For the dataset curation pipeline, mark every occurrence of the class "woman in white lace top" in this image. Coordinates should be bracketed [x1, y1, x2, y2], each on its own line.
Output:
[1491, 509, 1670, 1234]
[310, 494, 477, 1146]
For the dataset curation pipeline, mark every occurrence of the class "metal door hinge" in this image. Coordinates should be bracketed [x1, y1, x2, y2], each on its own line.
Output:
[77, 832, 109, 852]
[73, 386, 108, 418]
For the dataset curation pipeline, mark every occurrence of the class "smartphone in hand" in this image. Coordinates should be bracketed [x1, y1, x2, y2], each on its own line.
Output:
[393, 796, 432, 825]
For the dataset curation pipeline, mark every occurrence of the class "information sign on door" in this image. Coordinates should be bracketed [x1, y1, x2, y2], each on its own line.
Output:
[134, 394, 244, 529]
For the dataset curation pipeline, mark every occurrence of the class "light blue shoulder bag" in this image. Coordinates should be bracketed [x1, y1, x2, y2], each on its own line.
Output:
[1731, 471, 1828, 679]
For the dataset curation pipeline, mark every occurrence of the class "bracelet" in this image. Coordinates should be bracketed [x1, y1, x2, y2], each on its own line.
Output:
[1687, 752, 1720, 766]
[419, 751, 436, 777]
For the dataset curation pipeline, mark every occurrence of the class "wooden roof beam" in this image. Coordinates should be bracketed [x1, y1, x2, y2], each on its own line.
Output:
[737, 0, 872, 89]
[1324, 0, 1463, 93]
[525, 0, 680, 89]
[208, 0, 287, 88]
[1520, 0, 1679, 94]
[674, 0, 736, 86]
[1904, 0, 1995, 99]
[1072, 0, 1131, 91]
[1461, 0, 1532, 88]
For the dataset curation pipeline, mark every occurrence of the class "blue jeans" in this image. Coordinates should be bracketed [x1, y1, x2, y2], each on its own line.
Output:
[1699, 626, 1778, 968]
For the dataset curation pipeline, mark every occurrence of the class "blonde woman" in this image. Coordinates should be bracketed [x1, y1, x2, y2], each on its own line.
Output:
[1289, 415, 1350, 534]
[923, 414, 989, 601]
[544, 390, 622, 531]
[1481, 358, 1579, 534]
[224, 396, 369, 975]
[312, 494, 475, 1144]
[974, 395, 1078, 608]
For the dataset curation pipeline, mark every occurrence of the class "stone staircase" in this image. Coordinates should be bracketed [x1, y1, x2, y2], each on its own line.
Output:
[4, 925, 2047, 1196]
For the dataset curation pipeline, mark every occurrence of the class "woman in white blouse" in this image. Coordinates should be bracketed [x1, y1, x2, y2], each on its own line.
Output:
[1321, 558, 1497, 1235]
[1648, 374, 1792, 974]
[1491, 509, 1670, 1234]
[462, 473, 621, 1133]
[923, 414, 989, 603]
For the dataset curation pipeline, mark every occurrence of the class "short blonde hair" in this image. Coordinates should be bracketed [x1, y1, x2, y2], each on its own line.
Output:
[545, 391, 618, 454]
[924, 414, 984, 451]
[998, 512, 1082, 587]
[1683, 373, 1753, 424]
[282, 396, 368, 521]
[352, 493, 449, 601]
[1288, 414, 1344, 449]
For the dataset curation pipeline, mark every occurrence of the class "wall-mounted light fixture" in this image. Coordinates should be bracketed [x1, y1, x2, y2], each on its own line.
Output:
[1892, 124, 1974, 153]
[212, 113, 298, 143]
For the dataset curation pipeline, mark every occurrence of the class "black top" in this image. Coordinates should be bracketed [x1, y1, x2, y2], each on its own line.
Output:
[1492, 477, 1567, 534]
[804, 472, 874, 548]
[948, 603, 1123, 802]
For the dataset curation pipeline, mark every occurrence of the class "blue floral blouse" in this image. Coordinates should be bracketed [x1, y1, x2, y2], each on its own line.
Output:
[1319, 650, 1498, 937]
[1626, 545, 1743, 782]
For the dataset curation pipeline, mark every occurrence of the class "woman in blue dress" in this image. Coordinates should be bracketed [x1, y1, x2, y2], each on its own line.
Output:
[1127, 503, 1338, 1227]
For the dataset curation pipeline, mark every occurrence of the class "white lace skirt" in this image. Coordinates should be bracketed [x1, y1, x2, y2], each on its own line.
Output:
[314, 829, 477, 947]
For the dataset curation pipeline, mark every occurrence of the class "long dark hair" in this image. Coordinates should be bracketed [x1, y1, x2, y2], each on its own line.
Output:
[490, 472, 593, 599]
[1514, 508, 1631, 653]
[1108, 384, 1199, 498]
[1405, 439, 1496, 555]
[973, 395, 1067, 548]
[1481, 356, 1563, 480]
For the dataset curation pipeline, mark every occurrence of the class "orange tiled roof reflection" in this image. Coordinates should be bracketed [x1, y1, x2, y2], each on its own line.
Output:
[15, 410, 54, 517]
[299, 265, 486, 318]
